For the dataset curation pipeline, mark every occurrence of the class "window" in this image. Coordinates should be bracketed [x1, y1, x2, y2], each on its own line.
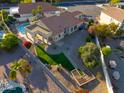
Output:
[59, 34, 61, 37]
[71, 27, 73, 32]
[74, 25, 77, 30]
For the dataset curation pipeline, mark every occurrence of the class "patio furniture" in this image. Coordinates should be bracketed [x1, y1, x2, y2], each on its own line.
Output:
[109, 60, 117, 69]
[113, 71, 120, 80]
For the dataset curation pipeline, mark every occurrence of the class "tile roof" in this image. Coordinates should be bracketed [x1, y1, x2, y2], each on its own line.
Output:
[71, 11, 83, 16]
[40, 11, 83, 35]
[103, 6, 124, 22]
[18, 2, 59, 14]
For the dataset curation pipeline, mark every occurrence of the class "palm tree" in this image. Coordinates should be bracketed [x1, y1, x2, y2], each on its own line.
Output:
[9, 59, 32, 80]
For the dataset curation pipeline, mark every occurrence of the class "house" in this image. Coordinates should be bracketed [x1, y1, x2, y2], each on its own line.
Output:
[98, 6, 124, 28]
[25, 11, 84, 45]
[9, 2, 60, 22]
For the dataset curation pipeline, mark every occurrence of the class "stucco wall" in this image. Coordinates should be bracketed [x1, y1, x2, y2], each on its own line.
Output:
[99, 12, 121, 25]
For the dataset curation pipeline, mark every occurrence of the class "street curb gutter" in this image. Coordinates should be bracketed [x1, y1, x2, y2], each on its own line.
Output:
[95, 36, 114, 93]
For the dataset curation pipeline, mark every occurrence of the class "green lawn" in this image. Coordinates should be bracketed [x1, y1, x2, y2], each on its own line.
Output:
[36, 45, 74, 71]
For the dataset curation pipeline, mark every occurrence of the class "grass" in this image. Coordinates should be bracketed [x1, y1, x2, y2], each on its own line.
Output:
[36, 44, 74, 71]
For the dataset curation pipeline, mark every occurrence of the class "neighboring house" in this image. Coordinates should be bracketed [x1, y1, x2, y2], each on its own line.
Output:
[9, 2, 60, 22]
[25, 11, 84, 45]
[98, 6, 124, 28]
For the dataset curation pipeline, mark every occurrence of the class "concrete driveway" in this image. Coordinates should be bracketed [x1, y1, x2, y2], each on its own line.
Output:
[47, 30, 90, 71]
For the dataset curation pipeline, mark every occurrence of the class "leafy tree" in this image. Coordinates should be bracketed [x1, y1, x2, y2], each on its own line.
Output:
[37, 5, 43, 14]
[21, 0, 32, 3]
[42, 0, 47, 2]
[109, 0, 120, 5]
[9, 59, 32, 80]
[90, 23, 119, 40]
[1, 33, 18, 50]
[10, 0, 18, 3]
[79, 42, 100, 69]
[32, 9, 37, 16]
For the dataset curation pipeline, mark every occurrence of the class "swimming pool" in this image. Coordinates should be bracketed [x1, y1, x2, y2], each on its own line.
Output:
[16, 23, 30, 34]
[3, 87, 23, 93]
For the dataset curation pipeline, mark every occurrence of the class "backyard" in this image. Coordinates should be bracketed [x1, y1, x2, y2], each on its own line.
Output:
[36, 44, 75, 71]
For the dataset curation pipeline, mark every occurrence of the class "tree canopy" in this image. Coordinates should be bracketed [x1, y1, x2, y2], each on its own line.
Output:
[89, 23, 120, 40]
[9, 59, 32, 80]
[79, 42, 100, 69]
[1, 33, 18, 50]
[109, 0, 120, 5]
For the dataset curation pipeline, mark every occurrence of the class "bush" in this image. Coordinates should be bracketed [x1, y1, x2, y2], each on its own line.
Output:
[84, 60, 98, 69]
[23, 41, 32, 49]
[85, 35, 92, 42]
[102, 45, 112, 56]
[1, 33, 18, 50]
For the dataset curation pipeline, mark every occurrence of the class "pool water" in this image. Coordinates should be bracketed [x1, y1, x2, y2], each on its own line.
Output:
[16, 23, 30, 34]
[3, 87, 23, 93]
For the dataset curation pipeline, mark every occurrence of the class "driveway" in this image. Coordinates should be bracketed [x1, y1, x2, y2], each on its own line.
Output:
[47, 30, 90, 71]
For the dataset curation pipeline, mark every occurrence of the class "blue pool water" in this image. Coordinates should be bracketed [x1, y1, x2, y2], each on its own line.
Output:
[3, 87, 23, 93]
[16, 23, 30, 34]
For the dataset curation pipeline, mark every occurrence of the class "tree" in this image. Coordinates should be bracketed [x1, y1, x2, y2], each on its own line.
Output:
[9, 59, 32, 80]
[109, 0, 120, 5]
[32, 9, 37, 16]
[10, 0, 18, 3]
[37, 5, 43, 14]
[90, 23, 119, 40]
[42, 0, 47, 2]
[1, 33, 18, 50]
[20, 0, 32, 3]
[79, 42, 100, 69]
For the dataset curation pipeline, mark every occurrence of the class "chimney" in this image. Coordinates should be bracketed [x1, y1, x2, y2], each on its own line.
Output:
[32, 0, 36, 3]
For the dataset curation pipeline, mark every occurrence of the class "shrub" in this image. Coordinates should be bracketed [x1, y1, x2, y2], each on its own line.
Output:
[79, 42, 100, 69]
[23, 41, 32, 49]
[84, 60, 98, 69]
[85, 35, 92, 42]
[102, 45, 112, 56]
[1, 33, 18, 50]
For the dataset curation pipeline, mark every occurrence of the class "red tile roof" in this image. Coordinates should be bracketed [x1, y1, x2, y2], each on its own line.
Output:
[19, 2, 59, 14]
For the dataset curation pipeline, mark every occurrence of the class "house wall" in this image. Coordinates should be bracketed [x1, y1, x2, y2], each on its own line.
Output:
[52, 32, 65, 42]
[52, 23, 81, 42]
[16, 14, 33, 22]
[26, 31, 35, 42]
[99, 12, 121, 25]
